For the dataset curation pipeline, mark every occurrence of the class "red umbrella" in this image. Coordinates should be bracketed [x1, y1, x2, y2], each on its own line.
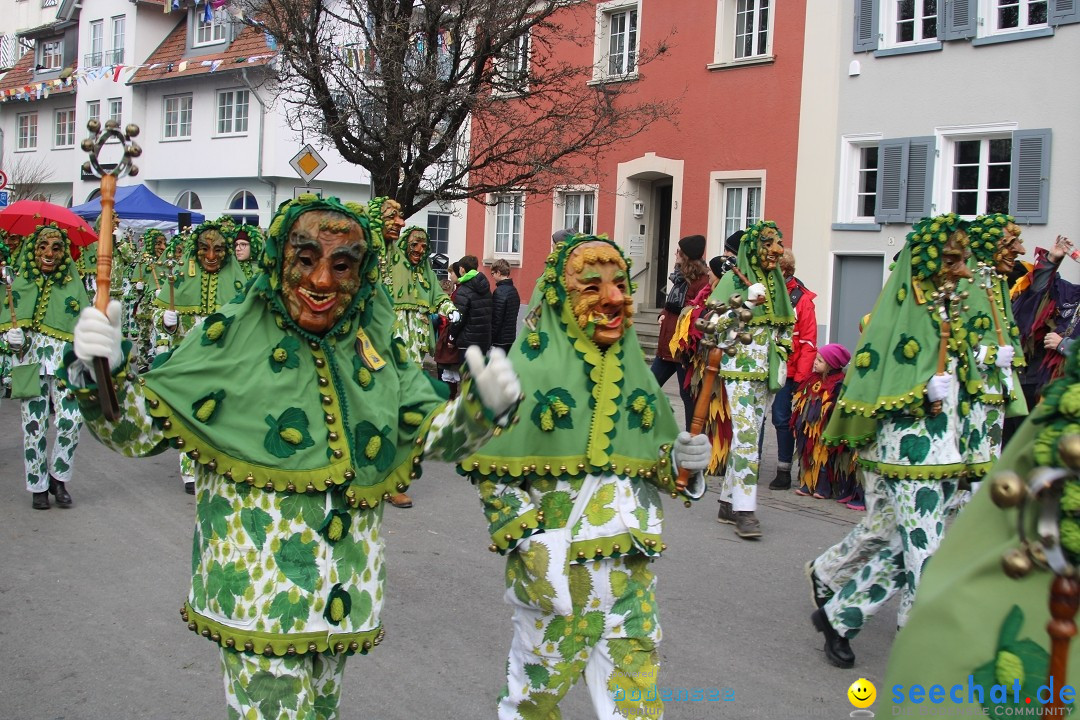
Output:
[0, 200, 98, 259]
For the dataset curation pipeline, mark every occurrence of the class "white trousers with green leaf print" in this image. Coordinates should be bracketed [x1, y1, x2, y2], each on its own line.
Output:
[822, 471, 955, 638]
[499, 555, 663, 720]
[719, 378, 772, 512]
[220, 647, 347, 720]
[21, 375, 82, 493]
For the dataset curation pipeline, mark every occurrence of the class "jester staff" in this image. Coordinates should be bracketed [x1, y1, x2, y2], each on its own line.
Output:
[675, 294, 753, 492]
[80, 119, 141, 421]
[978, 264, 1008, 346]
[928, 282, 964, 416]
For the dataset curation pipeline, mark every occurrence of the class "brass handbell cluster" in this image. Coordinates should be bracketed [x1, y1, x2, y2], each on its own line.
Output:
[988, 433, 1080, 580]
[695, 293, 755, 353]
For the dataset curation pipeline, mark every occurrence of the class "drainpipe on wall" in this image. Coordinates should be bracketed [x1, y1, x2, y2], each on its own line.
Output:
[240, 68, 276, 220]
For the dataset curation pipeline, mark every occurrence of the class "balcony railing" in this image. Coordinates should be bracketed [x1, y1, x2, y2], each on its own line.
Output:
[83, 48, 124, 68]
[84, 52, 102, 68]
[42, 0, 58, 6]
[104, 48, 123, 65]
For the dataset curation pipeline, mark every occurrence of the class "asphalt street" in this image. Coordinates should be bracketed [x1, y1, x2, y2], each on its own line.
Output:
[0, 377, 896, 719]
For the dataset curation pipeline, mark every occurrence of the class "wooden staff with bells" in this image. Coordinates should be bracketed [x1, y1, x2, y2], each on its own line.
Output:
[81, 119, 141, 421]
[674, 295, 754, 494]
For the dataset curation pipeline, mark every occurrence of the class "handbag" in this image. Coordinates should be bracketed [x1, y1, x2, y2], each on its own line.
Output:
[506, 474, 602, 615]
[10, 362, 43, 399]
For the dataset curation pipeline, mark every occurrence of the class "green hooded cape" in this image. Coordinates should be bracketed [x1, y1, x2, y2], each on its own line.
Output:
[387, 226, 450, 312]
[0, 224, 89, 341]
[459, 234, 680, 481]
[139, 195, 449, 507]
[825, 214, 981, 448]
[151, 219, 249, 316]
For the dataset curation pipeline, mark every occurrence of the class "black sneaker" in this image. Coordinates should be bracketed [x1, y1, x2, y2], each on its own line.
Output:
[184, 481, 195, 495]
[811, 608, 855, 668]
[717, 500, 735, 525]
[734, 511, 762, 539]
[769, 468, 792, 490]
[805, 561, 832, 609]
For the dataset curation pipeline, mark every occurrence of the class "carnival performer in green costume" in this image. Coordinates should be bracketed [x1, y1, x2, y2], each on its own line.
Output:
[884, 352, 1080, 713]
[151, 218, 250, 494]
[0, 224, 89, 509]
[386, 225, 458, 364]
[230, 223, 265, 281]
[705, 220, 795, 539]
[131, 229, 169, 371]
[808, 214, 977, 668]
[367, 196, 405, 280]
[66, 195, 522, 719]
[461, 234, 710, 720]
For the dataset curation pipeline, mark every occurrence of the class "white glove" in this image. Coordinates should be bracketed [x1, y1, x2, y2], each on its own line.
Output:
[745, 283, 766, 308]
[135, 281, 145, 291]
[74, 300, 124, 372]
[163, 310, 179, 330]
[465, 345, 521, 419]
[996, 345, 1015, 369]
[5, 327, 24, 351]
[448, 310, 461, 324]
[673, 431, 710, 471]
[926, 373, 952, 402]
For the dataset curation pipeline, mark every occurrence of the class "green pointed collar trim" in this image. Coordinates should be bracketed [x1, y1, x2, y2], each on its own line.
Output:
[0, 224, 89, 340]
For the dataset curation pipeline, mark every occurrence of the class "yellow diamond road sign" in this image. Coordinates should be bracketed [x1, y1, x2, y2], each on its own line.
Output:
[290, 144, 328, 184]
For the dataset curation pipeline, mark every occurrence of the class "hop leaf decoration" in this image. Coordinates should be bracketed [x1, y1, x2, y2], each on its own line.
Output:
[392, 338, 409, 367]
[269, 336, 300, 373]
[264, 407, 315, 458]
[354, 421, 395, 471]
[521, 331, 549, 361]
[892, 335, 921, 365]
[351, 355, 375, 390]
[896, 286, 907, 304]
[626, 390, 657, 432]
[319, 509, 352, 543]
[854, 345, 879, 376]
[1060, 385, 1080, 419]
[530, 388, 576, 432]
[200, 313, 234, 347]
[398, 402, 427, 436]
[65, 296, 81, 316]
[906, 214, 969, 281]
[323, 584, 352, 625]
[966, 313, 993, 336]
[192, 390, 226, 424]
[970, 606, 1055, 714]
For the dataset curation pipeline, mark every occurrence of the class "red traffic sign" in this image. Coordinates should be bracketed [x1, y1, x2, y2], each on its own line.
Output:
[0, 170, 7, 191]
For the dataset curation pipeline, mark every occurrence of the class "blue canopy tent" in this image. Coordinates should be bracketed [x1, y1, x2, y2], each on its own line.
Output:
[70, 185, 204, 232]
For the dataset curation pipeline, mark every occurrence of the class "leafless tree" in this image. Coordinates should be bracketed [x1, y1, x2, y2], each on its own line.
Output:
[5, 153, 55, 202]
[242, 0, 680, 216]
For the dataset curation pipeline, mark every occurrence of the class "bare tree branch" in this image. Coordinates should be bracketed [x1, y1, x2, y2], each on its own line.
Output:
[5, 154, 56, 202]
[240, 0, 681, 217]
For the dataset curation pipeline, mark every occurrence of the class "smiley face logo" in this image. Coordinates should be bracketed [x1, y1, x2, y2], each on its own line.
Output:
[848, 678, 876, 708]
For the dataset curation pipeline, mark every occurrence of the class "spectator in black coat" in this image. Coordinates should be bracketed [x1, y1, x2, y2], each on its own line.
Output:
[449, 255, 493, 354]
[490, 259, 521, 354]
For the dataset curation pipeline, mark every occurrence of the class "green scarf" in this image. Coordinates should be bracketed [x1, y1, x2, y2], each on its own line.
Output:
[141, 195, 446, 506]
[388, 226, 449, 311]
[0, 224, 89, 341]
[459, 234, 679, 481]
[825, 214, 980, 447]
[708, 220, 795, 328]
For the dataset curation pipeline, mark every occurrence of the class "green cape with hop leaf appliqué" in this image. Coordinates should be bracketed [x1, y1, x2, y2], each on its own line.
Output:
[0, 224, 89, 341]
[459, 234, 678, 481]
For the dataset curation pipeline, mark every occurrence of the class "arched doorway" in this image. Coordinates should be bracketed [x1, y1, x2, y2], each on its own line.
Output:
[228, 190, 259, 226]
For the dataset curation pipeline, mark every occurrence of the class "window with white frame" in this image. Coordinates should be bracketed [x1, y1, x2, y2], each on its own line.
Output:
[493, 193, 524, 256]
[427, 212, 451, 278]
[229, 190, 259, 226]
[594, 1, 639, 80]
[38, 38, 63, 70]
[109, 15, 125, 65]
[947, 135, 1013, 216]
[216, 89, 250, 135]
[86, 100, 100, 123]
[722, 183, 762, 238]
[988, 0, 1048, 33]
[163, 94, 193, 140]
[195, 8, 229, 46]
[838, 138, 882, 225]
[560, 191, 596, 235]
[855, 146, 880, 219]
[494, 32, 530, 94]
[108, 97, 122, 124]
[884, 0, 938, 47]
[17, 113, 37, 150]
[734, 0, 772, 59]
[88, 20, 104, 67]
[54, 108, 75, 148]
[176, 190, 202, 210]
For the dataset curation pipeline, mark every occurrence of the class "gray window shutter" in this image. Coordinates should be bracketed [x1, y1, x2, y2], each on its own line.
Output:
[942, 0, 977, 39]
[904, 136, 936, 221]
[875, 139, 908, 223]
[1010, 129, 1052, 224]
[854, 0, 879, 52]
[1050, 0, 1080, 25]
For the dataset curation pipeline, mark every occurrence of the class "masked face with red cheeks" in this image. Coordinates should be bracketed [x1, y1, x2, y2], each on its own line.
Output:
[281, 210, 366, 335]
[406, 229, 427, 266]
[381, 200, 405, 244]
[196, 230, 228, 273]
[34, 229, 66, 274]
[939, 230, 973, 285]
[564, 241, 635, 349]
[995, 223, 1026, 275]
[758, 228, 784, 271]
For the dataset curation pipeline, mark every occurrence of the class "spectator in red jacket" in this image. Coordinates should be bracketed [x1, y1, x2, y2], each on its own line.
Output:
[768, 249, 817, 490]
